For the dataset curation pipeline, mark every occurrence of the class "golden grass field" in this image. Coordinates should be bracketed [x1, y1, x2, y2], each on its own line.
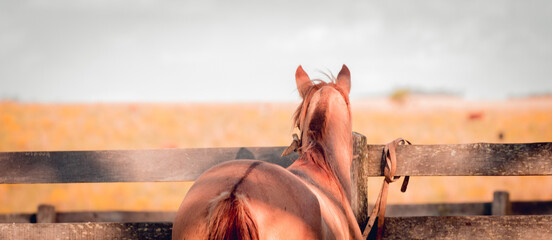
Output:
[1, 95, 551, 214]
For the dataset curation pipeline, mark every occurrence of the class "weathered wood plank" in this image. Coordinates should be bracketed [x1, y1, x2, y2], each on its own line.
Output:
[512, 201, 552, 215]
[36, 205, 56, 223]
[0, 222, 172, 240]
[376, 202, 491, 217]
[0, 147, 298, 183]
[351, 132, 369, 228]
[4, 200, 552, 224]
[0, 213, 32, 223]
[1, 141, 551, 184]
[2, 216, 551, 239]
[376, 200, 552, 217]
[364, 142, 552, 176]
[56, 211, 177, 223]
[381, 215, 552, 240]
[0, 211, 176, 223]
[492, 191, 511, 216]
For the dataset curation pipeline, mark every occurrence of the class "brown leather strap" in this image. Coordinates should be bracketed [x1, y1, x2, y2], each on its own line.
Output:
[281, 133, 301, 157]
[362, 138, 411, 239]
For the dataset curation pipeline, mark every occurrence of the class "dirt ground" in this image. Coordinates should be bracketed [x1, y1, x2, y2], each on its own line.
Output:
[1, 95, 551, 213]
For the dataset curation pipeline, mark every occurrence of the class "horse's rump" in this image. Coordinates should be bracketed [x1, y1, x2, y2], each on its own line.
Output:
[207, 191, 259, 240]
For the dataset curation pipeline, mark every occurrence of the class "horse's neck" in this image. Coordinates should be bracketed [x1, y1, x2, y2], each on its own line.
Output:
[321, 133, 353, 201]
[290, 133, 353, 203]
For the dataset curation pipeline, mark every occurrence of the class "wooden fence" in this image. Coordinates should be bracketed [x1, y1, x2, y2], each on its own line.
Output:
[2, 191, 551, 223]
[1, 133, 551, 239]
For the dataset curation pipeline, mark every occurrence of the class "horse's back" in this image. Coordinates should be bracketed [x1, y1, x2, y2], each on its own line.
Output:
[172, 160, 324, 240]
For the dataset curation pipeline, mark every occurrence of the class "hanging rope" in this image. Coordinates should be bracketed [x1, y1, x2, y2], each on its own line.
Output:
[362, 138, 411, 240]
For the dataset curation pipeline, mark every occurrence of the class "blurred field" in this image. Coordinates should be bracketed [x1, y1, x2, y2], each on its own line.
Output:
[1, 95, 551, 214]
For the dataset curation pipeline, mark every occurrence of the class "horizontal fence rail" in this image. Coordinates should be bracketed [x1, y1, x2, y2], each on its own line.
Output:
[2, 216, 552, 240]
[0, 222, 173, 240]
[366, 142, 552, 176]
[0, 147, 298, 184]
[1, 135, 551, 184]
[382, 215, 552, 239]
[3, 191, 550, 224]
[0, 210, 177, 224]
[1, 133, 552, 239]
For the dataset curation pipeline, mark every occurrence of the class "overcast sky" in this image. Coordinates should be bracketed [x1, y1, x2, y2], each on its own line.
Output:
[1, 0, 551, 102]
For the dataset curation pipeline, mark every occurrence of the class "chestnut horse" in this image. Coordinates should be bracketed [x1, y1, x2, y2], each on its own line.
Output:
[173, 65, 362, 240]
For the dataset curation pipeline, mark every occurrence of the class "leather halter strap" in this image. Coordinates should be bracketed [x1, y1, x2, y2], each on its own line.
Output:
[363, 138, 411, 240]
[281, 133, 301, 157]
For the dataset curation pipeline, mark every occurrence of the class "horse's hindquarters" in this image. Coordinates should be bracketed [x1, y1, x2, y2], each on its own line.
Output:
[172, 160, 323, 240]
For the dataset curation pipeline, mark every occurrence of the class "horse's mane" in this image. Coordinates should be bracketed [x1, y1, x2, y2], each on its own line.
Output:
[292, 78, 351, 179]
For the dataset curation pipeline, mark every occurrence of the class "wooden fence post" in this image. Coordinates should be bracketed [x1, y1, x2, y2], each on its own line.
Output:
[492, 191, 511, 216]
[350, 132, 369, 230]
[37, 204, 56, 223]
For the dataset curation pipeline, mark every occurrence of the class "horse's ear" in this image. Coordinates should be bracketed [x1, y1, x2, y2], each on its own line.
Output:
[336, 64, 351, 95]
[296, 65, 312, 98]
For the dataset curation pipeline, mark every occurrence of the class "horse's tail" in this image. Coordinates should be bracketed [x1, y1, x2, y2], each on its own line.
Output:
[207, 191, 259, 240]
